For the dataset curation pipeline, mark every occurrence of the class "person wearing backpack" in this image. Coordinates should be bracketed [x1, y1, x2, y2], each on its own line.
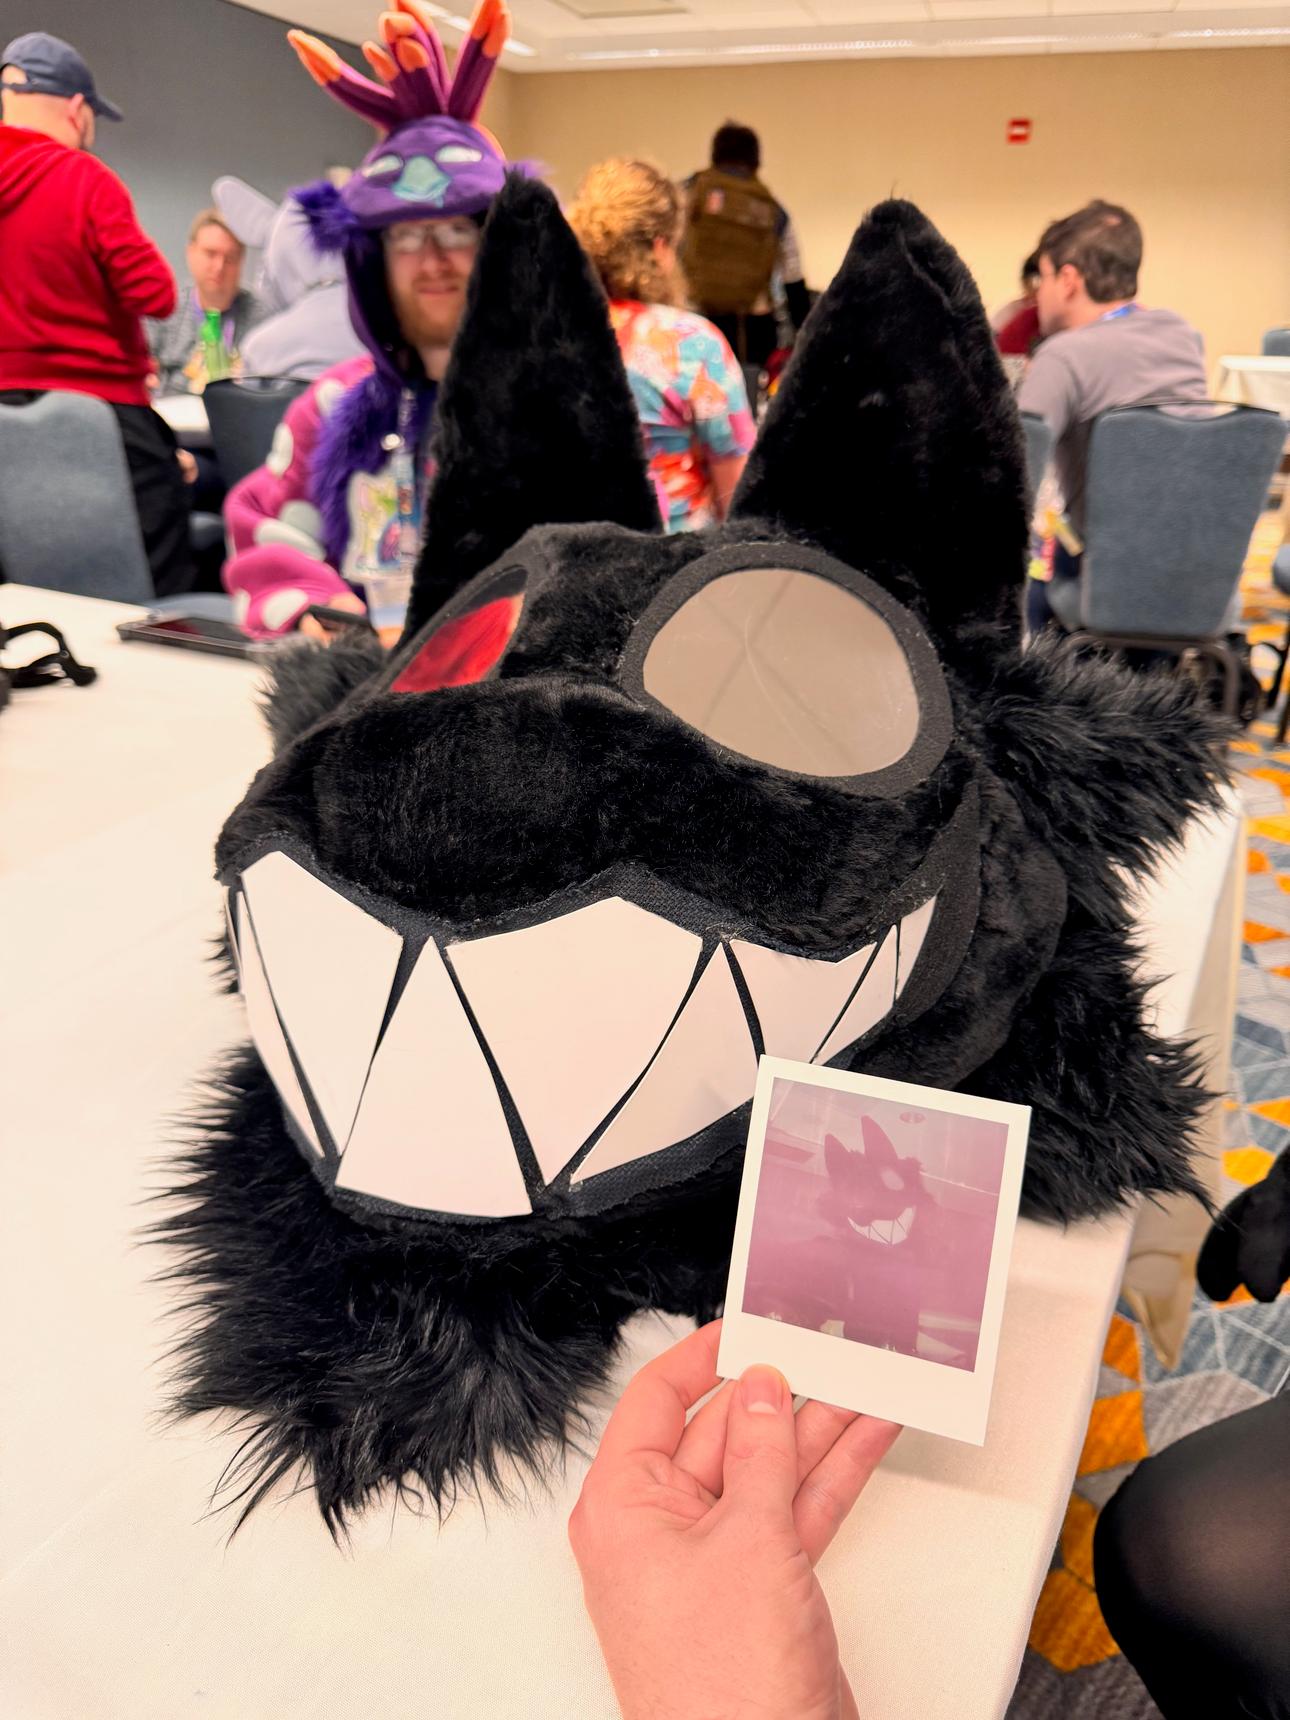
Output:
[680, 123, 811, 370]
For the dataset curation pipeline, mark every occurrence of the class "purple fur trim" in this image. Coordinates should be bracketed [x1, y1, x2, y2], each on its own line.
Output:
[312, 372, 437, 569]
[292, 180, 362, 255]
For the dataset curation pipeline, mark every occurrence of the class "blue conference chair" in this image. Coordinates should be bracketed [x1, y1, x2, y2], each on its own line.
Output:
[1056, 404, 1285, 719]
[0, 391, 153, 601]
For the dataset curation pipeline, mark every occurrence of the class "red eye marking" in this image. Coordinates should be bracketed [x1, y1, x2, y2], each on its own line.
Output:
[391, 594, 523, 694]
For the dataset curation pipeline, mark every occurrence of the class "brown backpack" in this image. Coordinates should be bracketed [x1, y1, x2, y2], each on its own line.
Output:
[683, 167, 781, 317]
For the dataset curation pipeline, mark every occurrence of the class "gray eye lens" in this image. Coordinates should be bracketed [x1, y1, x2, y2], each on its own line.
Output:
[642, 567, 922, 777]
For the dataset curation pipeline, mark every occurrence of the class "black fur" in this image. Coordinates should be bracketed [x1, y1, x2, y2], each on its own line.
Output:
[156, 1049, 733, 1532]
[406, 176, 661, 634]
[157, 191, 1229, 1526]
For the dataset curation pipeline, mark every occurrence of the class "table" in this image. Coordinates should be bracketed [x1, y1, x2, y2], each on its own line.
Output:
[153, 391, 212, 449]
[1215, 354, 1290, 419]
[0, 586, 1244, 1720]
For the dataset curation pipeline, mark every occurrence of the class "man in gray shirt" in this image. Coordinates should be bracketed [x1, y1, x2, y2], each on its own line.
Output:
[148, 206, 261, 396]
[1017, 199, 1207, 630]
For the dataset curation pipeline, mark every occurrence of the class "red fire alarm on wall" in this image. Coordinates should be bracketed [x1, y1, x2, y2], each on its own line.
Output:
[1007, 117, 1032, 144]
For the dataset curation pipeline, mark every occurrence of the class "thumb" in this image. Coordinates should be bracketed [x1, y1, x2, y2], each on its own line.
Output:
[719, 1365, 798, 1523]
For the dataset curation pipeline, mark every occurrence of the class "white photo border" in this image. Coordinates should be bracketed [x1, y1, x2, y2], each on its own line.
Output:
[717, 1056, 1032, 1445]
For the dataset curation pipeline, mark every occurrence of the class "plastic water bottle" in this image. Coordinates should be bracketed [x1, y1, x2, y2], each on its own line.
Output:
[200, 309, 228, 386]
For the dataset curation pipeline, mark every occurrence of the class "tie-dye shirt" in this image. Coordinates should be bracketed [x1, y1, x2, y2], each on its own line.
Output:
[610, 300, 756, 533]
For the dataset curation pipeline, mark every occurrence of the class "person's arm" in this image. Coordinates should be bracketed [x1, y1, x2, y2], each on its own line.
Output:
[87, 167, 177, 321]
[777, 216, 811, 337]
[1016, 343, 1079, 443]
[223, 377, 359, 637]
[569, 1321, 899, 1720]
[689, 321, 757, 521]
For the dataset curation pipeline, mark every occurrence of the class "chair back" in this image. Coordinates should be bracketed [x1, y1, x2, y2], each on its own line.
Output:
[1262, 327, 1290, 358]
[1018, 412, 1052, 505]
[1080, 404, 1285, 637]
[203, 376, 307, 490]
[0, 392, 153, 600]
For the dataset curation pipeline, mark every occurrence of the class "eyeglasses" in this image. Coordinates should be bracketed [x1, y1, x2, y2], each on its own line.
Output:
[382, 221, 480, 258]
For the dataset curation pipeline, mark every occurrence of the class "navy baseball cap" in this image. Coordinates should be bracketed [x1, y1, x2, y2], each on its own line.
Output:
[0, 32, 123, 120]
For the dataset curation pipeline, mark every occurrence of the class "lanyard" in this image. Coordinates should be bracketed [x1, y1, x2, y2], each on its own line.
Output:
[392, 388, 425, 580]
[1098, 304, 1139, 324]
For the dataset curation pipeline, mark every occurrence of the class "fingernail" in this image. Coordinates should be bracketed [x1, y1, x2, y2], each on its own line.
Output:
[739, 1366, 786, 1415]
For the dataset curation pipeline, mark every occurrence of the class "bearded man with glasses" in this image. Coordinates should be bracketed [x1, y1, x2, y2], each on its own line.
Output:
[222, 0, 517, 641]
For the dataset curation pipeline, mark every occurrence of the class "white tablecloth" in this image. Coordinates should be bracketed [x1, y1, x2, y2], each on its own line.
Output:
[0, 587, 1244, 1720]
[1215, 354, 1290, 418]
[153, 392, 213, 448]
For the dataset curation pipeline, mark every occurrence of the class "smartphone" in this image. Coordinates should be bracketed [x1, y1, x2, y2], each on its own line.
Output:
[305, 605, 378, 637]
[116, 611, 269, 659]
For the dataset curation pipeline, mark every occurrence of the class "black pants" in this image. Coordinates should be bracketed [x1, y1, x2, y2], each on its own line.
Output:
[0, 391, 194, 597]
[1093, 1393, 1290, 1719]
[703, 309, 780, 370]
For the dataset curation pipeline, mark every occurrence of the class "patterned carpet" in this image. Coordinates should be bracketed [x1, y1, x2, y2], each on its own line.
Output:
[1008, 513, 1290, 1719]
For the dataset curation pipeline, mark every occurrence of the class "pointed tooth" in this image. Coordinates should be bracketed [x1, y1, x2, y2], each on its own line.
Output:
[729, 937, 875, 1063]
[572, 948, 757, 1184]
[242, 852, 401, 1151]
[813, 925, 899, 1065]
[235, 898, 322, 1158]
[448, 898, 700, 1184]
[896, 896, 937, 997]
[337, 941, 530, 1217]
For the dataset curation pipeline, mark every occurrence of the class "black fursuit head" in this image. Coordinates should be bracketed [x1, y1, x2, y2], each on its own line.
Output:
[156, 176, 1229, 1530]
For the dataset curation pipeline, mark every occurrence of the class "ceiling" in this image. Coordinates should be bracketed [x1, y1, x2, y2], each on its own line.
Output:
[229, 0, 1290, 67]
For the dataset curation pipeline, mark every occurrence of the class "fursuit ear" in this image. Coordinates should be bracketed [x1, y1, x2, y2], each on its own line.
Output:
[859, 1114, 899, 1165]
[824, 1132, 858, 1183]
[731, 198, 1027, 638]
[406, 174, 660, 635]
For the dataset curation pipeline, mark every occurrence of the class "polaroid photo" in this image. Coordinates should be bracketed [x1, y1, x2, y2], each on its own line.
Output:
[718, 1057, 1031, 1444]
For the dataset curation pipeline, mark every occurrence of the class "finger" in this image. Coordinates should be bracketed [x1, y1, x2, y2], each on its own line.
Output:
[717, 1366, 798, 1524]
[592, 1320, 723, 1469]
[673, 1380, 734, 1496]
[795, 1415, 901, 1566]
[794, 1397, 861, 1484]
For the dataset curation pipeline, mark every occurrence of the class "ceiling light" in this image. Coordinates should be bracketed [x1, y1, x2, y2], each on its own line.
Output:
[566, 22, 1289, 62]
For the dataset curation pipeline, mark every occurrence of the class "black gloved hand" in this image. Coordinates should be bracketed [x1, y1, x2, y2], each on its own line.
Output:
[1198, 1149, 1290, 1304]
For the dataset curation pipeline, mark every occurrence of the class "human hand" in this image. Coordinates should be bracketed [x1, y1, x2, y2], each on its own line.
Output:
[1198, 1149, 1290, 1303]
[298, 592, 367, 643]
[569, 1320, 900, 1720]
[176, 448, 198, 484]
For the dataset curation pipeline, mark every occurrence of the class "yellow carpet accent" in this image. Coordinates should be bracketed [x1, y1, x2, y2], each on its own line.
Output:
[1101, 1312, 1141, 1382]
[1077, 1391, 1148, 1478]
[1243, 919, 1289, 942]
[1249, 847, 1272, 872]
[1223, 1144, 1277, 1183]
[1244, 768, 1290, 794]
[1231, 739, 1263, 756]
[1060, 1494, 1100, 1588]
[1252, 816, 1290, 843]
[1027, 1566, 1120, 1673]
[1270, 964, 1290, 980]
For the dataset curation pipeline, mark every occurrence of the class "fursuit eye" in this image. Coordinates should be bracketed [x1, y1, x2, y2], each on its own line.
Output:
[361, 153, 403, 177]
[436, 145, 483, 164]
[641, 566, 924, 779]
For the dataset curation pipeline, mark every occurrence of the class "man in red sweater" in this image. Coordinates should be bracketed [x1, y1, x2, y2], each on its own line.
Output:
[0, 33, 193, 593]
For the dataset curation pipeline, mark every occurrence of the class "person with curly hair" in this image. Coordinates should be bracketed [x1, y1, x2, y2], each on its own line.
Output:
[568, 157, 755, 533]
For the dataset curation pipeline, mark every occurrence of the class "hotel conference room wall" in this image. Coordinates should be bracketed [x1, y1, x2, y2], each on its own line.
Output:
[505, 46, 1290, 370]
